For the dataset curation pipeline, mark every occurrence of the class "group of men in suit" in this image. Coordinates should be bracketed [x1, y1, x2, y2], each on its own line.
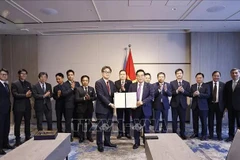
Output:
[0, 66, 240, 154]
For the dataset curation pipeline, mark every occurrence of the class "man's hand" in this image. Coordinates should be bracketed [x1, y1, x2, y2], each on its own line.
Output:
[85, 94, 90, 100]
[57, 90, 61, 97]
[164, 84, 167, 92]
[178, 86, 184, 93]
[136, 101, 143, 107]
[193, 90, 200, 97]
[71, 82, 75, 89]
[44, 91, 51, 98]
[121, 86, 125, 92]
[109, 103, 115, 109]
[26, 90, 32, 97]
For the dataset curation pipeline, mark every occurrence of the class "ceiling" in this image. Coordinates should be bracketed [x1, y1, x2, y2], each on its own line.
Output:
[1, 0, 240, 35]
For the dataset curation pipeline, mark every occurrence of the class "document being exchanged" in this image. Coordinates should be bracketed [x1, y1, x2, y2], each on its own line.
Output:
[114, 92, 137, 108]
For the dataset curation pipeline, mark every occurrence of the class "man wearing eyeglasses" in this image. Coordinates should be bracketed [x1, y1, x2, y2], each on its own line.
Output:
[0, 68, 14, 155]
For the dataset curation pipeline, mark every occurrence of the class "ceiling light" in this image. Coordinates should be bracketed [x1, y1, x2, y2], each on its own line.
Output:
[206, 6, 225, 13]
[40, 8, 58, 15]
[172, 8, 177, 11]
[20, 28, 29, 32]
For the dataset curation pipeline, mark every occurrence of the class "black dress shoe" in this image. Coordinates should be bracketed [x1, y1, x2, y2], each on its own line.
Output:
[73, 132, 79, 138]
[217, 136, 223, 141]
[97, 146, 104, 152]
[180, 135, 187, 140]
[133, 144, 140, 149]
[70, 137, 73, 142]
[3, 144, 14, 149]
[225, 137, 234, 142]
[79, 138, 84, 143]
[200, 136, 207, 141]
[104, 142, 117, 148]
[87, 137, 94, 142]
[190, 134, 198, 138]
[125, 134, 131, 139]
[0, 149, 6, 155]
[15, 141, 23, 147]
[25, 137, 31, 142]
[117, 134, 123, 139]
[208, 135, 213, 139]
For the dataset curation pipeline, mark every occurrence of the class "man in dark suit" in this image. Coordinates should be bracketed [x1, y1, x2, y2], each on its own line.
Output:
[115, 70, 132, 139]
[224, 68, 240, 142]
[75, 75, 96, 143]
[32, 72, 53, 131]
[11, 69, 32, 146]
[0, 68, 14, 155]
[190, 73, 210, 141]
[53, 73, 65, 133]
[129, 69, 154, 149]
[207, 71, 225, 140]
[95, 66, 117, 152]
[153, 72, 172, 133]
[170, 68, 190, 139]
[61, 69, 80, 139]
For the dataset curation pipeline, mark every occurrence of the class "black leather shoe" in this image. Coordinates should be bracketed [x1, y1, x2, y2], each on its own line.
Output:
[25, 137, 31, 142]
[15, 141, 23, 147]
[217, 136, 223, 141]
[208, 135, 213, 139]
[180, 135, 187, 140]
[73, 132, 79, 138]
[3, 144, 14, 149]
[125, 134, 131, 139]
[200, 136, 207, 141]
[97, 146, 104, 152]
[104, 142, 117, 148]
[133, 144, 140, 149]
[87, 137, 94, 142]
[225, 137, 233, 142]
[79, 138, 84, 143]
[117, 134, 123, 139]
[70, 137, 73, 142]
[190, 134, 198, 138]
[0, 149, 6, 155]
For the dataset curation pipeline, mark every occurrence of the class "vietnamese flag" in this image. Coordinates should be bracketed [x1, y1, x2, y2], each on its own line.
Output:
[125, 48, 136, 81]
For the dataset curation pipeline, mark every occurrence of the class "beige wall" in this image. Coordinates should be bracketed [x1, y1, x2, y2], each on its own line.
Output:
[191, 32, 240, 84]
[38, 33, 191, 86]
[0, 36, 2, 68]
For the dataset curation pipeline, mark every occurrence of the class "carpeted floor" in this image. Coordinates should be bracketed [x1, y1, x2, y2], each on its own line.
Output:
[1, 123, 231, 160]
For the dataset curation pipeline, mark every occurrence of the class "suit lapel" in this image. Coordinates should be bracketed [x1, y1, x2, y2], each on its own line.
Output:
[37, 83, 44, 94]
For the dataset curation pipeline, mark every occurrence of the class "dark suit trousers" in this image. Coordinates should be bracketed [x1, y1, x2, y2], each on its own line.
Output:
[65, 108, 74, 133]
[96, 112, 113, 146]
[154, 104, 168, 133]
[78, 109, 93, 139]
[132, 107, 146, 145]
[171, 104, 186, 136]
[35, 105, 52, 131]
[192, 106, 208, 136]
[228, 106, 240, 138]
[208, 103, 223, 137]
[117, 108, 131, 135]
[55, 105, 65, 132]
[14, 110, 31, 140]
[0, 112, 10, 149]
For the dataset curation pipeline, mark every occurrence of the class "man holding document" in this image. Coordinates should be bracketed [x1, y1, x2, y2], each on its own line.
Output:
[128, 69, 154, 149]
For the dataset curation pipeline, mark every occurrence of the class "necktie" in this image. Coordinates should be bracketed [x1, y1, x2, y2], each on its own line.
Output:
[212, 82, 217, 102]
[137, 83, 142, 101]
[85, 86, 88, 94]
[233, 81, 237, 91]
[4, 82, 9, 92]
[197, 85, 200, 91]
[178, 81, 182, 86]
[42, 83, 46, 93]
[106, 81, 111, 95]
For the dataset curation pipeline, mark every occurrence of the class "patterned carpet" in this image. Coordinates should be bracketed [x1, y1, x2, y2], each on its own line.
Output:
[1, 123, 231, 160]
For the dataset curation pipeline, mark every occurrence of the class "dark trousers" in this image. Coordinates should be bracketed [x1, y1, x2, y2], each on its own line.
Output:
[154, 106, 168, 133]
[172, 105, 186, 136]
[65, 108, 74, 133]
[132, 107, 147, 145]
[117, 108, 131, 135]
[78, 110, 93, 139]
[96, 112, 113, 147]
[0, 112, 10, 149]
[35, 105, 52, 131]
[14, 110, 31, 140]
[192, 107, 208, 136]
[228, 106, 240, 138]
[55, 105, 65, 132]
[208, 103, 223, 137]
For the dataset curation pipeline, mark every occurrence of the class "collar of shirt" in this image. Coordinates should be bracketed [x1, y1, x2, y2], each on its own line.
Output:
[233, 79, 239, 83]
[197, 83, 203, 87]
[138, 82, 144, 87]
[213, 81, 219, 86]
[121, 80, 125, 84]
[103, 78, 109, 84]
[0, 80, 5, 85]
[39, 82, 45, 86]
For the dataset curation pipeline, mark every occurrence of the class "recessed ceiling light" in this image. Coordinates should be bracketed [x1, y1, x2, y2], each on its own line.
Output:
[40, 8, 58, 15]
[206, 6, 225, 13]
[172, 8, 177, 11]
[20, 28, 29, 32]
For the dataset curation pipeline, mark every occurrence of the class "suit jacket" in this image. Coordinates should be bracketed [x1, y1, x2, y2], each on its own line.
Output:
[53, 84, 65, 110]
[0, 82, 11, 114]
[224, 79, 240, 111]
[170, 80, 191, 109]
[62, 81, 80, 109]
[128, 82, 154, 117]
[190, 83, 210, 110]
[75, 86, 96, 113]
[207, 81, 225, 112]
[95, 78, 116, 114]
[153, 82, 172, 110]
[11, 80, 32, 112]
[32, 82, 52, 112]
[115, 79, 132, 93]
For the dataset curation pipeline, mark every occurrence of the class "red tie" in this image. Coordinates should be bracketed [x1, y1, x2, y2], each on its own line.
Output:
[106, 81, 111, 95]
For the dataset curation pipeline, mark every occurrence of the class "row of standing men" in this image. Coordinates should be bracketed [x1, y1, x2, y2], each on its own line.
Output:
[0, 67, 240, 154]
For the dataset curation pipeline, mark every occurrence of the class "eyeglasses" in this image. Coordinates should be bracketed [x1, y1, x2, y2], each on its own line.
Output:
[103, 71, 111, 74]
[0, 73, 8, 76]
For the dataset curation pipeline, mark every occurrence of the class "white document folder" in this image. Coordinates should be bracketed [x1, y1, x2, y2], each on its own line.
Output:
[114, 92, 137, 108]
